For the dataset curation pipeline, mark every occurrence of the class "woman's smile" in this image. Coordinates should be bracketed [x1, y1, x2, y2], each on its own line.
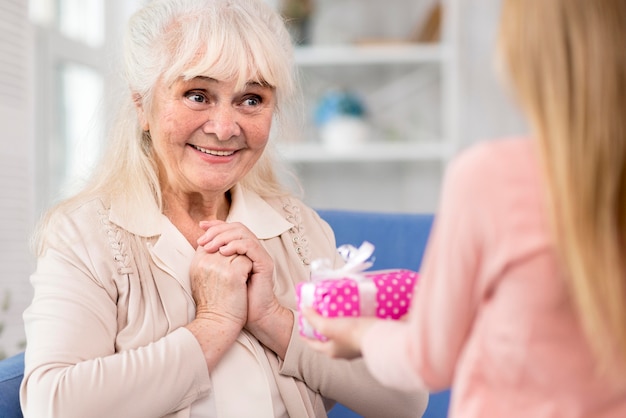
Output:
[189, 143, 236, 157]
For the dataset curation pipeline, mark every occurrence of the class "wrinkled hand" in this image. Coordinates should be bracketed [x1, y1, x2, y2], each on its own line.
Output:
[187, 243, 252, 371]
[301, 307, 377, 359]
[197, 220, 280, 331]
[189, 243, 250, 329]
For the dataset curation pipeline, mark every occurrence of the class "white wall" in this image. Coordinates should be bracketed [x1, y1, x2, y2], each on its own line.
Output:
[456, 0, 528, 145]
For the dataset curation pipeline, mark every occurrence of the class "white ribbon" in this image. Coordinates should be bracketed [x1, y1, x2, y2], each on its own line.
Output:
[300, 241, 378, 339]
[310, 241, 375, 281]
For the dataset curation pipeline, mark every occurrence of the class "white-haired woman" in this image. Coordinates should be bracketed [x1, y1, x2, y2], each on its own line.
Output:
[20, 1, 428, 417]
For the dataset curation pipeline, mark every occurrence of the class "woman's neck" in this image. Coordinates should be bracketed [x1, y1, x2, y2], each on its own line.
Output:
[162, 189, 231, 247]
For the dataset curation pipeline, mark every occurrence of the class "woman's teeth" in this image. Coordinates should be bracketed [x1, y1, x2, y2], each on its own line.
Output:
[191, 144, 235, 156]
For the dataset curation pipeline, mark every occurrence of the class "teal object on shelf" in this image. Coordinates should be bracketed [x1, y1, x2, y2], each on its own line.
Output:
[314, 90, 367, 127]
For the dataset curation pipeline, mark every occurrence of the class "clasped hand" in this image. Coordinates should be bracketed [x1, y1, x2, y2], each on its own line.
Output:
[190, 220, 278, 333]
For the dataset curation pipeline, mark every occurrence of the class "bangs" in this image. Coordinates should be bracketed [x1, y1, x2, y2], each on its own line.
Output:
[161, 5, 292, 95]
[182, 36, 274, 90]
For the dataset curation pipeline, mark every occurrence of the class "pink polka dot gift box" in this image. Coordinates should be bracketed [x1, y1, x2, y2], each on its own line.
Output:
[296, 242, 419, 341]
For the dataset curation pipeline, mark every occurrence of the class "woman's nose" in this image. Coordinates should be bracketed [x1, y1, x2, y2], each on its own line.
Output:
[202, 105, 241, 140]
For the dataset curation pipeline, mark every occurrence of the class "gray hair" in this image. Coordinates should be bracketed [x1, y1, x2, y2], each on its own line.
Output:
[34, 0, 302, 255]
[126, 0, 296, 113]
[105, 0, 299, 207]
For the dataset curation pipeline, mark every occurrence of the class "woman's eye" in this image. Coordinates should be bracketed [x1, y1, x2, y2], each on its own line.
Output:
[185, 92, 206, 103]
[242, 96, 261, 107]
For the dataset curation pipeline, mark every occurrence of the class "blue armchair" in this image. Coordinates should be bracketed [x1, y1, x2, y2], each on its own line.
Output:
[0, 209, 450, 418]
[0, 351, 24, 418]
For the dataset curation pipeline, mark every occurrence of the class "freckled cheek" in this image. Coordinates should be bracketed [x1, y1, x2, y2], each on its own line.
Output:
[160, 104, 198, 129]
[246, 121, 273, 150]
[249, 134, 270, 151]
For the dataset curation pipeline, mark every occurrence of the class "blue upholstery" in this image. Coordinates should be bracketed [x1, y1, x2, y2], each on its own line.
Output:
[0, 352, 24, 418]
[317, 209, 434, 271]
[0, 209, 451, 418]
[317, 209, 450, 418]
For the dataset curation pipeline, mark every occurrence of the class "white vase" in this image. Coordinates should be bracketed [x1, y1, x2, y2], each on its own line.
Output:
[319, 116, 370, 153]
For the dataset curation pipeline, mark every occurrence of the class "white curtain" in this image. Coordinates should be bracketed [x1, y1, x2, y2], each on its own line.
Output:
[0, 0, 36, 359]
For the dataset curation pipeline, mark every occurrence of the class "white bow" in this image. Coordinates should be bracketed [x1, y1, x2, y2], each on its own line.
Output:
[310, 241, 375, 281]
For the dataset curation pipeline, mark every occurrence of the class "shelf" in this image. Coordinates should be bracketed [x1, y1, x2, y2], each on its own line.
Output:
[278, 141, 454, 163]
[294, 44, 447, 67]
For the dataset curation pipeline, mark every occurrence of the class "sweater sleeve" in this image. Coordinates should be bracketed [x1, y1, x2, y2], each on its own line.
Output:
[362, 143, 491, 392]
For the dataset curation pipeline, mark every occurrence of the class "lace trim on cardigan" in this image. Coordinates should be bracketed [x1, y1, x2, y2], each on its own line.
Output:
[98, 208, 134, 275]
[282, 201, 311, 266]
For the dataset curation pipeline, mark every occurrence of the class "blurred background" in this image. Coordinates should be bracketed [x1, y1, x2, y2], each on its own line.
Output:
[0, 0, 526, 358]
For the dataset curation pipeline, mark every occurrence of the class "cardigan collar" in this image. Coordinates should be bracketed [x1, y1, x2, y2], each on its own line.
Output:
[108, 184, 294, 308]
[108, 183, 294, 241]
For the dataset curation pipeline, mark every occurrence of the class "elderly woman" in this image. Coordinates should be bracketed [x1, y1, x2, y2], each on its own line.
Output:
[19, 0, 428, 417]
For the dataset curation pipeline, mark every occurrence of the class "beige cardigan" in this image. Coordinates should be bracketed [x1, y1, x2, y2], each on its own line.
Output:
[21, 185, 428, 418]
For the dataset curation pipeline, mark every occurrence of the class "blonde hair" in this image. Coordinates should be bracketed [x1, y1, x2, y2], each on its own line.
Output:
[498, 0, 626, 368]
[34, 0, 303, 254]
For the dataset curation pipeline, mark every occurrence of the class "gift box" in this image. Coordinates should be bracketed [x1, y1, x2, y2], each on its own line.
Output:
[296, 242, 419, 340]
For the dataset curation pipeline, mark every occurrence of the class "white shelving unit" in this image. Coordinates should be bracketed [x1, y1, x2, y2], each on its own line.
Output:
[293, 43, 446, 66]
[279, 140, 454, 163]
[277, 0, 457, 213]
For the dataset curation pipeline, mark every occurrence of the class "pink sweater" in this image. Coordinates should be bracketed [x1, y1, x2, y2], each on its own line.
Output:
[362, 138, 626, 417]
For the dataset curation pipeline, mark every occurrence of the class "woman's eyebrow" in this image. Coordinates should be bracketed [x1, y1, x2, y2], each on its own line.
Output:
[185, 76, 271, 89]
[246, 80, 273, 89]
[189, 75, 217, 83]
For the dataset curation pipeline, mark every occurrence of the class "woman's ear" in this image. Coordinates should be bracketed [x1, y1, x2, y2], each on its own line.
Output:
[133, 93, 150, 131]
